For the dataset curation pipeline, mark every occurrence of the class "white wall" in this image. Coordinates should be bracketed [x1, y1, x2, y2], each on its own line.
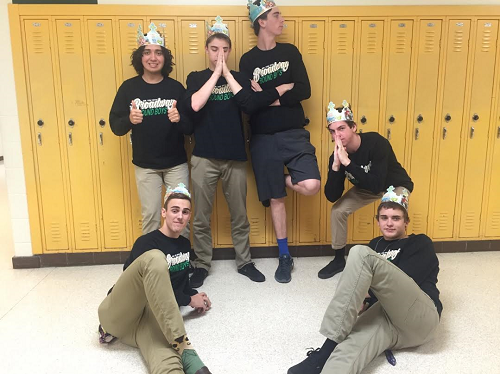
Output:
[2, 0, 500, 258]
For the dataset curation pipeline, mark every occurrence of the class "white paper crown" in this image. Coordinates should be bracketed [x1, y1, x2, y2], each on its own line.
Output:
[247, 0, 276, 25]
[164, 183, 191, 204]
[207, 16, 230, 39]
[137, 23, 165, 47]
[381, 186, 410, 211]
[326, 100, 354, 125]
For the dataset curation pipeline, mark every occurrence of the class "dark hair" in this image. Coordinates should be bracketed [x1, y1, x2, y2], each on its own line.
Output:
[253, 0, 269, 36]
[131, 45, 174, 77]
[164, 192, 191, 209]
[376, 201, 410, 223]
[205, 33, 232, 49]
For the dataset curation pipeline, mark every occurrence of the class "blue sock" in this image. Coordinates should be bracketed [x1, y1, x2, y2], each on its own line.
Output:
[277, 238, 290, 257]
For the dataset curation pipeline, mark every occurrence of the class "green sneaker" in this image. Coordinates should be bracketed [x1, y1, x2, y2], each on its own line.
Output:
[181, 349, 211, 374]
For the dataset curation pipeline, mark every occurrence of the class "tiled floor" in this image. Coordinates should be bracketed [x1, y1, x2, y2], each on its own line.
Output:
[1, 161, 500, 374]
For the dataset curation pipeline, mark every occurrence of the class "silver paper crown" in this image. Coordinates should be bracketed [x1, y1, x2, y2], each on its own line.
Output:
[381, 186, 410, 211]
[326, 100, 354, 124]
[247, 0, 276, 25]
[207, 16, 230, 38]
[137, 23, 165, 47]
[164, 183, 191, 204]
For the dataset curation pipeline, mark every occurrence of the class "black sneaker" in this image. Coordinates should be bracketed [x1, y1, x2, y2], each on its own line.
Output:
[288, 348, 325, 374]
[190, 268, 208, 288]
[238, 262, 266, 282]
[274, 254, 294, 283]
[318, 258, 346, 279]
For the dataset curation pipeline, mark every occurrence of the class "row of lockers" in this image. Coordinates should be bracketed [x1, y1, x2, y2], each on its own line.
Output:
[9, 7, 500, 253]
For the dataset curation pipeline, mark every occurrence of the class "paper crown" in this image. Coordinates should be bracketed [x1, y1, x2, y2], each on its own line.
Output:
[247, 0, 276, 25]
[381, 186, 410, 211]
[164, 183, 191, 204]
[207, 16, 230, 39]
[326, 100, 354, 125]
[137, 23, 165, 48]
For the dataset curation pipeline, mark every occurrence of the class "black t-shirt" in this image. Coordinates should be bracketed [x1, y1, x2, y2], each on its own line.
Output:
[324, 132, 414, 202]
[239, 43, 311, 135]
[123, 230, 197, 307]
[183, 69, 278, 161]
[368, 233, 443, 316]
[109, 75, 188, 170]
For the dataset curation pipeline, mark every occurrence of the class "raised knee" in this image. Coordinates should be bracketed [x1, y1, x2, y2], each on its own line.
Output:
[141, 249, 168, 270]
[301, 179, 321, 195]
[348, 245, 372, 258]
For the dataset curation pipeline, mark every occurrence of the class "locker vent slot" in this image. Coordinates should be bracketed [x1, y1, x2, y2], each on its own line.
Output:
[356, 216, 372, 234]
[462, 211, 477, 231]
[94, 30, 109, 54]
[412, 213, 424, 232]
[424, 30, 437, 53]
[480, 28, 493, 53]
[30, 30, 49, 54]
[80, 221, 91, 241]
[453, 29, 465, 53]
[188, 30, 200, 54]
[50, 222, 63, 242]
[395, 30, 410, 54]
[307, 31, 320, 54]
[62, 30, 77, 54]
[490, 212, 500, 231]
[366, 31, 380, 54]
[249, 218, 262, 237]
[335, 32, 349, 54]
[437, 212, 450, 231]
[109, 220, 121, 241]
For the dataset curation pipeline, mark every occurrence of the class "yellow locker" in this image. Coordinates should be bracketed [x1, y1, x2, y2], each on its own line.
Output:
[326, 20, 356, 245]
[240, 20, 258, 54]
[55, 19, 98, 250]
[484, 117, 500, 237]
[432, 20, 471, 239]
[407, 20, 442, 234]
[277, 20, 296, 44]
[149, 19, 177, 80]
[352, 20, 384, 242]
[383, 20, 414, 163]
[118, 19, 144, 241]
[179, 20, 207, 85]
[459, 20, 499, 238]
[87, 19, 127, 249]
[23, 19, 69, 251]
[298, 19, 325, 243]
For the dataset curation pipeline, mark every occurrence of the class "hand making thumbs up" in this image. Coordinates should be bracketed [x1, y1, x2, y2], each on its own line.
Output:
[129, 100, 143, 125]
[168, 100, 180, 123]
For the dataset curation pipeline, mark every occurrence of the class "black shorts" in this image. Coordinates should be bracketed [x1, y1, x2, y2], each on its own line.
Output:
[250, 128, 321, 202]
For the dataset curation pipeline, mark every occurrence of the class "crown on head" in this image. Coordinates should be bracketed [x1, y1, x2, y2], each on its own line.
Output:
[164, 183, 191, 205]
[247, 0, 276, 25]
[207, 16, 230, 39]
[381, 186, 410, 211]
[326, 100, 354, 125]
[137, 23, 165, 48]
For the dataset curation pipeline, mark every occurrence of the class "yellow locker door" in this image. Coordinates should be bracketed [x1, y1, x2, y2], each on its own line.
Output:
[277, 19, 296, 44]
[118, 19, 144, 241]
[352, 20, 384, 242]
[240, 20, 258, 55]
[55, 19, 98, 250]
[484, 118, 500, 237]
[298, 19, 325, 243]
[179, 20, 207, 86]
[407, 20, 442, 234]
[88, 19, 127, 249]
[326, 20, 355, 245]
[459, 20, 498, 238]
[432, 20, 471, 239]
[23, 19, 69, 251]
[149, 19, 177, 80]
[383, 20, 414, 163]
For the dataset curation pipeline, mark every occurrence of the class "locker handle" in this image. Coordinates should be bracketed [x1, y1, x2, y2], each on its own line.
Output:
[472, 113, 479, 122]
[443, 127, 447, 139]
[360, 115, 367, 124]
[37, 119, 44, 127]
[68, 132, 73, 146]
[445, 113, 451, 122]
[99, 119, 106, 127]
[470, 127, 475, 139]
[417, 114, 423, 123]
[99, 132, 103, 145]
[415, 128, 420, 140]
[37, 133, 42, 146]
[388, 115, 395, 123]
[497, 126, 500, 139]
[68, 119, 75, 127]
[387, 128, 391, 140]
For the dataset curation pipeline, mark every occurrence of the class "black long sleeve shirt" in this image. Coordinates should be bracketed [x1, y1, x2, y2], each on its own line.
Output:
[109, 75, 188, 170]
[368, 233, 443, 316]
[123, 230, 197, 307]
[239, 43, 311, 135]
[182, 69, 279, 161]
[324, 132, 414, 202]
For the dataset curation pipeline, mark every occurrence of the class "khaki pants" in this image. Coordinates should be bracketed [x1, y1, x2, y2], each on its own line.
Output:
[319, 245, 439, 374]
[98, 250, 186, 374]
[190, 155, 251, 270]
[135, 163, 190, 237]
[330, 186, 410, 249]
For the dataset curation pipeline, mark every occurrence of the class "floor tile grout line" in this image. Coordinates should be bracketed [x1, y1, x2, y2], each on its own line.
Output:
[0, 267, 56, 321]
